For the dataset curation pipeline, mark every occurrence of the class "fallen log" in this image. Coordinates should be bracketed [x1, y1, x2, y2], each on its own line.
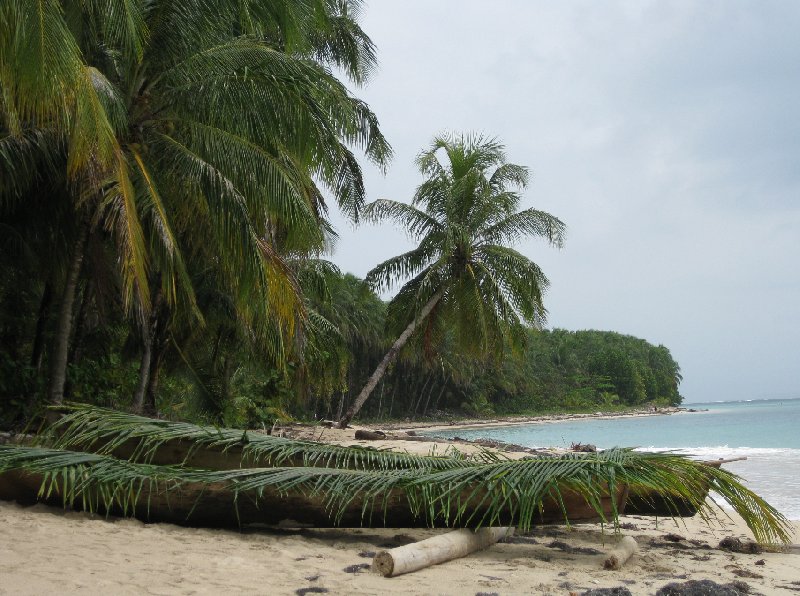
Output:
[372, 526, 514, 577]
[603, 535, 638, 570]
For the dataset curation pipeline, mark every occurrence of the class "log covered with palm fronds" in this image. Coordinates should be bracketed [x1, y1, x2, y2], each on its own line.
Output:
[0, 406, 792, 544]
[0, 444, 630, 528]
[33, 406, 631, 526]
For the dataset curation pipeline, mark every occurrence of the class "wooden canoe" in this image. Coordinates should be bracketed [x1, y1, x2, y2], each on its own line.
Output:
[0, 466, 628, 529]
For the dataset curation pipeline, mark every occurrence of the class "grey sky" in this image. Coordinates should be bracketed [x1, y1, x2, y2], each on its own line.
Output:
[329, 1, 800, 403]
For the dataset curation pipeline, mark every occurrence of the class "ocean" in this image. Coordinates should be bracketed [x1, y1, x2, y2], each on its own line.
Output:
[424, 398, 800, 520]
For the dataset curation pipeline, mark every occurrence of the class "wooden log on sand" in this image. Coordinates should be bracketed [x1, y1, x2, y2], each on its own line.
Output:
[603, 536, 638, 570]
[372, 527, 514, 577]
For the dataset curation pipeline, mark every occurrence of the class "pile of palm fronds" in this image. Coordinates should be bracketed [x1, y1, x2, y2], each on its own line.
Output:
[41, 404, 481, 471]
[0, 405, 791, 544]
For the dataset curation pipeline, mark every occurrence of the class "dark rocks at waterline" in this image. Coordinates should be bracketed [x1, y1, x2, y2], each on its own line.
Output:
[571, 442, 597, 453]
[655, 579, 751, 595]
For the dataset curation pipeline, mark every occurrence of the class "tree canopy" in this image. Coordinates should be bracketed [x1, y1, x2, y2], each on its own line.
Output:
[0, 3, 683, 430]
[0, 0, 390, 419]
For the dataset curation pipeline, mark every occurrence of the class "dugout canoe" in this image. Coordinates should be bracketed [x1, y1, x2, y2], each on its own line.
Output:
[0, 451, 629, 529]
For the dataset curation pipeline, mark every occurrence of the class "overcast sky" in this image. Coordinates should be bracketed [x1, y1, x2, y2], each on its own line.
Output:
[328, 1, 800, 403]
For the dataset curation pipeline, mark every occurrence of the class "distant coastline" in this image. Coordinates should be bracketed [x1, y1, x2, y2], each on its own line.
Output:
[381, 405, 695, 434]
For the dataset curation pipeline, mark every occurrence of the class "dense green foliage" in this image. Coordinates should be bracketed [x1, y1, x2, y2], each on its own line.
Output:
[0, 261, 681, 427]
[0, 0, 389, 425]
[322, 282, 684, 420]
[0, 2, 681, 430]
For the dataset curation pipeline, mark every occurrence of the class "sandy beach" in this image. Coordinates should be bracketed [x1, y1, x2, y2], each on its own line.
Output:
[1, 499, 797, 595]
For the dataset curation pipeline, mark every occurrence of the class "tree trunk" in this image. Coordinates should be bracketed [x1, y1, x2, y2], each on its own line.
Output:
[30, 282, 53, 373]
[133, 284, 163, 415]
[48, 225, 89, 405]
[132, 327, 153, 414]
[221, 356, 233, 404]
[144, 305, 170, 416]
[64, 279, 93, 399]
[388, 383, 397, 418]
[422, 377, 438, 417]
[338, 292, 443, 428]
[431, 382, 447, 415]
[336, 391, 346, 422]
[413, 373, 433, 418]
[143, 343, 162, 416]
[68, 279, 93, 367]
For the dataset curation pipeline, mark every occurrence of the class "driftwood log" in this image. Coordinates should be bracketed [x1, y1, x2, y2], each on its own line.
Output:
[372, 527, 514, 577]
[603, 535, 638, 570]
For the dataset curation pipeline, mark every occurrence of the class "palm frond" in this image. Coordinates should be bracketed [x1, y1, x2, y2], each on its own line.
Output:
[45, 405, 475, 471]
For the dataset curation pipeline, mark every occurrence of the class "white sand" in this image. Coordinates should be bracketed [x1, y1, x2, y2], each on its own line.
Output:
[1, 500, 798, 595]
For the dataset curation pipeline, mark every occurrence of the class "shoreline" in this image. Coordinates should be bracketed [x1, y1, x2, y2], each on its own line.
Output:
[376, 405, 692, 434]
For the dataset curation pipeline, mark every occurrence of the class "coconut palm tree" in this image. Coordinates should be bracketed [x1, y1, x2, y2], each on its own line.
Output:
[339, 133, 565, 427]
[0, 0, 391, 408]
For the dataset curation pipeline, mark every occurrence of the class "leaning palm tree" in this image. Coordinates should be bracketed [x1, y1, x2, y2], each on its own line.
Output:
[339, 134, 565, 427]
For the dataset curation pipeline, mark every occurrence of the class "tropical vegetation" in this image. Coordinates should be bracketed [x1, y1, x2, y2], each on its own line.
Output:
[1, 0, 389, 422]
[0, 1, 682, 430]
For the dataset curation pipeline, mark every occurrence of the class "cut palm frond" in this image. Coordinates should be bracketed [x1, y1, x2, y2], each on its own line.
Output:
[596, 448, 793, 545]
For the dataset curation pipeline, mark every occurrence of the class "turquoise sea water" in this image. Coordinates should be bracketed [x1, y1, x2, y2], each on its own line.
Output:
[425, 398, 800, 519]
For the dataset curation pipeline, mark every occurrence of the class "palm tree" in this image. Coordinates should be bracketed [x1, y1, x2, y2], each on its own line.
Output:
[339, 133, 565, 427]
[1, 1, 391, 408]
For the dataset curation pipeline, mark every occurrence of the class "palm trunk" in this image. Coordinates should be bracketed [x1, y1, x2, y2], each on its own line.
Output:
[143, 343, 162, 416]
[48, 225, 89, 405]
[422, 377, 438, 417]
[132, 327, 153, 414]
[64, 279, 93, 399]
[338, 292, 442, 428]
[221, 357, 233, 404]
[30, 282, 53, 373]
[68, 279, 93, 367]
[433, 383, 447, 412]
[133, 283, 163, 415]
[144, 305, 169, 415]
